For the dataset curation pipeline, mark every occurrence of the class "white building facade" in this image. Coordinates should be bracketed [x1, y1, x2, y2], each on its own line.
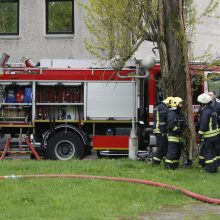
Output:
[0, 0, 92, 63]
[0, 0, 220, 63]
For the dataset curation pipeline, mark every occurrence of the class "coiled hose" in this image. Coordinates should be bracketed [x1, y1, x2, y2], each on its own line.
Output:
[0, 174, 220, 205]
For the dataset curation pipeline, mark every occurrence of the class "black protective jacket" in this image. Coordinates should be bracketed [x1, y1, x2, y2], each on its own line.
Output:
[167, 108, 185, 137]
[198, 102, 219, 139]
[212, 99, 220, 126]
[195, 105, 205, 132]
[153, 102, 169, 134]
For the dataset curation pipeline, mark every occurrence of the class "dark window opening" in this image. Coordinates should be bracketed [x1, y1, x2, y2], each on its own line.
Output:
[46, 0, 74, 34]
[155, 73, 163, 105]
[0, 0, 19, 35]
[191, 74, 203, 105]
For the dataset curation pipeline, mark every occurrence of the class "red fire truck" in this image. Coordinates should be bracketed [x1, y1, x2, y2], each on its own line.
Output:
[0, 53, 219, 160]
[0, 53, 155, 160]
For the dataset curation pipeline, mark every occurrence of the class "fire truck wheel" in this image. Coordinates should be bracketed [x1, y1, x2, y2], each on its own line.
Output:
[46, 131, 85, 160]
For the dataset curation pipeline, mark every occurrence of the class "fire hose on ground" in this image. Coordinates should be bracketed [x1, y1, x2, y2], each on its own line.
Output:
[0, 174, 219, 205]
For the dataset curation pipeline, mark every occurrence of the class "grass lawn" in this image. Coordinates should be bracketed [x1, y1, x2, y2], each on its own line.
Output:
[0, 158, 219, 219]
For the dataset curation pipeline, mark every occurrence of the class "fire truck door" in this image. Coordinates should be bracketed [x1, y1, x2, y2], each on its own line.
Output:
[86, 82, 137, 120]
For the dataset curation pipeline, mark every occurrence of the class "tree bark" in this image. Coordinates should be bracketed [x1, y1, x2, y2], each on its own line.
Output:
[157, 0, 196, 158]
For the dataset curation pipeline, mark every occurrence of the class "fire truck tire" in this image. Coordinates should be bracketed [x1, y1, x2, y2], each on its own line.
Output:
[46, 131, 85, 160]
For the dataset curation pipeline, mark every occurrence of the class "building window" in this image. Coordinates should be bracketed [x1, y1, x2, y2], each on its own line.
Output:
[0, 0, 19, 35]
[46, 0, 74, 34]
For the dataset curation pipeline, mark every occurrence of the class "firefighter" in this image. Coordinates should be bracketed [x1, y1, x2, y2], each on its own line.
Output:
[197, 93, 219, 173]
[196, 104, 206, 167]
[208, 91, 220, 103]
[208, 91, 220, 168]
[198, 91, 220, 167]
[152, 97, 173, 165]
[164, 97, 185, 170]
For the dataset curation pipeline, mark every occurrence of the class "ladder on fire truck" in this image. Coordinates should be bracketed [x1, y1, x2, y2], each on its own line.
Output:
[0, 134, 40, 160]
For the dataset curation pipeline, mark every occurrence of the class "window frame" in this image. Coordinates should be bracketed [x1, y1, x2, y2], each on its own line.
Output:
[45, 0, 74, 35]
[0, 0, 19, 35]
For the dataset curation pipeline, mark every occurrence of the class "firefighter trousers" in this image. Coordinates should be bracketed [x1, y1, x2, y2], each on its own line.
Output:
[198, 142, 205, 167]
[164, 141, 182, 170]
[215, 135, 220, 168]
[152, 133, 168, 165]
[203, 138, 218, 173]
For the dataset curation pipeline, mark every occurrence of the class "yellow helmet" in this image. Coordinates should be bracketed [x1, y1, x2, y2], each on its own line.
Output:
[171, 97, 183, 108]
[163, 96, 174, 107]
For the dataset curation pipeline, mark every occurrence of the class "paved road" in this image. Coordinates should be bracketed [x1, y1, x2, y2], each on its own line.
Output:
[134, 202, 220, 220]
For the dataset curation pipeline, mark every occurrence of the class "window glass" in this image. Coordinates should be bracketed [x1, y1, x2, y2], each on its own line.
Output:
[46, 0, 74, 34]
[207, 73, 220, 99]
[0, 0, 19, 35]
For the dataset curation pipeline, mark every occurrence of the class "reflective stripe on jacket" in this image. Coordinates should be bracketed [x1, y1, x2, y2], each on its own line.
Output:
[198, 102, 219, 139]
[153, 102, 169, 134]
[168, 136, 185, 143]
[167, 109, 185, 137]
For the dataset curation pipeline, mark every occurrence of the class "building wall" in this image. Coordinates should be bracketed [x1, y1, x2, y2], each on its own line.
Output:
[136, 0, 220, 61]
[0, 0, 92, 63]
[192, 0, 220, 59]
[0, 0, 220, 63]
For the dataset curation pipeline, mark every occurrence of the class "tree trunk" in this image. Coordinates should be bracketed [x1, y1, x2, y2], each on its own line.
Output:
[157, 0, 196, 158]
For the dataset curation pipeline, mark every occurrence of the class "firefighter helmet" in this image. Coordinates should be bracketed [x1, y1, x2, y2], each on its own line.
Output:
[171, 97, 183, 108]
[197, 93, 212, 104]
[163, 96, 174, 107]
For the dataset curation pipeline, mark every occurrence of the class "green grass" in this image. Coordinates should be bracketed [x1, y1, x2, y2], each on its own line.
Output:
[0, 158, 219, 219]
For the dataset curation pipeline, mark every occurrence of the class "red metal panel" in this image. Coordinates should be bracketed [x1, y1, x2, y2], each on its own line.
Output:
[148, 68, 157, 106]
[92, 135, 129, 150]
[0, 69, 133, 81]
